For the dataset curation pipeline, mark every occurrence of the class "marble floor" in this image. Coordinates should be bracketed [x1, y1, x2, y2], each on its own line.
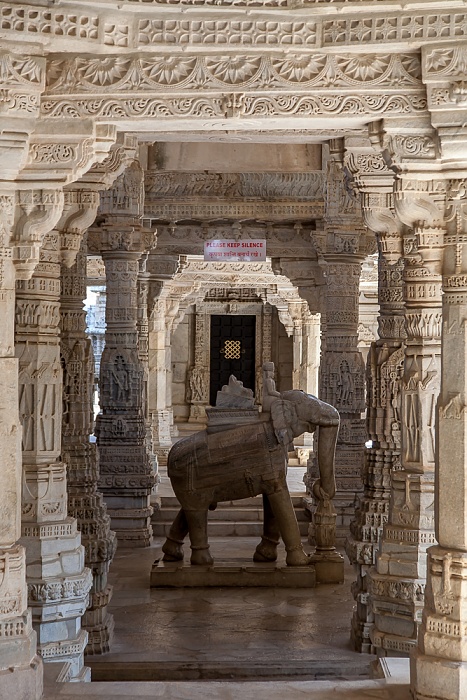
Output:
[43, 530, 411, 698]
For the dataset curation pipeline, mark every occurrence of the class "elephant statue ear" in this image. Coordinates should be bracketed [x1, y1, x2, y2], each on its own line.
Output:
[270, 399, 296, 453]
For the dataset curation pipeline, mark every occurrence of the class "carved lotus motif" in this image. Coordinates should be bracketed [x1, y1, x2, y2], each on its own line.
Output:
[426, 48, 455, 73]
[336, 55, 389, 82]
[271, 55, 327, 83]
[140, 57, 198, 85]
[205, 56, 263, 85]
[77, 58, 131, 86]
[10, 56, 43, 84]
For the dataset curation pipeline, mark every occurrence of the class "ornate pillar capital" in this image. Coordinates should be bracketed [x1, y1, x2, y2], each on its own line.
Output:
[12, 187, 64, 280]
[59, 188, 100, 268]
[343, 138, 403, 265]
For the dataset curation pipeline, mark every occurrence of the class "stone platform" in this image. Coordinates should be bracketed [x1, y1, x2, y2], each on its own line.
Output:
[150, 558, 316, 587]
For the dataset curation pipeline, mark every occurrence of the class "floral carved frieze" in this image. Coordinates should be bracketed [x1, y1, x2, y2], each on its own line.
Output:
[40, 52, 427, 122]
[46, 53, 422, 92]
[145, 172, 324, 200]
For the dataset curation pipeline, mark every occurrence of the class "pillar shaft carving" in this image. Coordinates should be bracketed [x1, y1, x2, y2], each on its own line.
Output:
[146, 254, 182, 464]
[369, 179, 445, 658]
[60, 233, 117, 655]
[306, 148, 371, 543]
[188, 306, 210, 423]
[95, 242, 155, 546]
[0, 53, 47, 695]
[94, 161, 156, 547]
[0, 186, 43, 696]
[15, 228, 92, 680]
[344, 141, 407, 652]
[413, 177, 467, 700]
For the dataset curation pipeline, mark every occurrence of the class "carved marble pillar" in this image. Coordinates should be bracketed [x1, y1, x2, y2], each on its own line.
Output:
[343, 146, 407, 653]
[292, 319, 302, 390]
[137, 255, 158, 483]
[315, 255, 367, 540]
[369, 180, 445, 657]
[95, 241, 155, 546]
[0, 190, 45, 698]
[94, 162, 156, 547]
[300, 313, 320, 397]
[16, 229, 92, 680]
[188, 306, 210, 422]
[147, 255, 181, 464]
[347, 253, 406, 653]
[60, 232, 117, 655]
[308, 148, 371, 540]
[148, 296, 173, 466]
[411, 178, 467, 699]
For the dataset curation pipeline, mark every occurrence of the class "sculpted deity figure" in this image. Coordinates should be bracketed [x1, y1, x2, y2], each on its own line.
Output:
[337, 359, 354, 407]
[112, 355, 129, 403]
[262, 361, 281, 413]
[189, 366, 205, 403]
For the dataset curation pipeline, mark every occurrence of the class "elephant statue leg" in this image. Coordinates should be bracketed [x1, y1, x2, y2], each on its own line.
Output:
[267, 483, 311, 566]
[162, 508, 189, 561]
[253, 494, 280, 562]
[184, 509, 214, 566]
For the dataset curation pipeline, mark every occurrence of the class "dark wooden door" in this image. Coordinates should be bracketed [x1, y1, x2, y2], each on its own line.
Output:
[209, 315, 256, 406]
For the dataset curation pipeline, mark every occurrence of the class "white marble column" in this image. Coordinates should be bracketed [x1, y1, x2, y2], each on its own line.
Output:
[146, 255, 181, 464]
[300, 313, 320, 397]
[148, 296, 173, 466]
[412, 178, 467, 700]
[369, 181, 444, 657]
[94, 162, 156, 547]
[187, 306, 210, 423]
[346, 254, 406, 652]
[315, 254, 367, 540]
[0, 189, 44, 698]
[16, 228, 92, 680]
[60, 232, 117, 655]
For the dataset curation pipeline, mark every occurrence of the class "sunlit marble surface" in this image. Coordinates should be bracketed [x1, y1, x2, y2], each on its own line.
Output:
[45, 678, 411, 700]
[42, 536, 411, 699]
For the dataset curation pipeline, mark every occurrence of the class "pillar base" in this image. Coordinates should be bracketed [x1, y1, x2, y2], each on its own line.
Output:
[412, 648, 467, 700]
[310, 551, 344, 583]
[0, 655, 43, 700]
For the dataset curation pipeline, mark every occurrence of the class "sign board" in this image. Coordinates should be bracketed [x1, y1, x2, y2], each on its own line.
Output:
[204, 239, 266, 262]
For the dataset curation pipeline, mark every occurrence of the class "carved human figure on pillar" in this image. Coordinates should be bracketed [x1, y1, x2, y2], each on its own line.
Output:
[112, 355, 129, 403]
[337, 359, 355, 407]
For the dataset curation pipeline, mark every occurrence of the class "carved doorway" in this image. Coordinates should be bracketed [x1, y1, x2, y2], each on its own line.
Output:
[209, 315, 256, 406]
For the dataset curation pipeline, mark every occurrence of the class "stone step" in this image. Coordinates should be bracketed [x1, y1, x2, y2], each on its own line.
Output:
[157, 495, 306, 508]
[156, 505, 310, 523]
[87, 659, 371, 683]
[152, 519, 310, 538]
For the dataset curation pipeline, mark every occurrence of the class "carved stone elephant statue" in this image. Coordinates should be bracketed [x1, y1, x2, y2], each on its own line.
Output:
[162, 389, 339, 566]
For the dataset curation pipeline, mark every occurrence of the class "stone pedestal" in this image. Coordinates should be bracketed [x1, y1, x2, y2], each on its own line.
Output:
[151, 559, 316, 588]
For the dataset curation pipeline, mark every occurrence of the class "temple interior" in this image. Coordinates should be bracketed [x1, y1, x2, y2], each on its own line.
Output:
[2, 1, 467, 699]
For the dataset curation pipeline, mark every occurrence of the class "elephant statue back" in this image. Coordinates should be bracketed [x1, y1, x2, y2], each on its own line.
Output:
[168, 420, 284, 497]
